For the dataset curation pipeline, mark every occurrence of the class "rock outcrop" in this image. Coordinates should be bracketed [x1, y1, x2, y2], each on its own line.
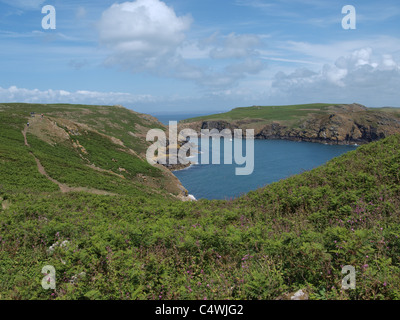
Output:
[179, 104, 400, 145]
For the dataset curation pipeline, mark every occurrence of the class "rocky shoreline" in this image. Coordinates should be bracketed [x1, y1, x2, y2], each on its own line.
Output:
[177, 104, 400, 146]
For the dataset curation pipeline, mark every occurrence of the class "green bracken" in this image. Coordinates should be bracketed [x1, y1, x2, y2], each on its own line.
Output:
[1, 103, 400, 300]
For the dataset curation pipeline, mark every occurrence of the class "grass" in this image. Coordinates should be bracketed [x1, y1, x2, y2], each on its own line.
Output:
[1, 103, 400, 300]
[181, 103, 335, 123]
[0, 103, 165, 154]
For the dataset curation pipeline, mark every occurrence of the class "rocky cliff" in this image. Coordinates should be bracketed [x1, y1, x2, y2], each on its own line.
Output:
[178, 104, 400, 145]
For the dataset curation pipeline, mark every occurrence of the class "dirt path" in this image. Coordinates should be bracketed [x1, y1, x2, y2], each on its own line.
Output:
[31, 152, 117, 195]
[22, 126, 29, 147]
[22, 120, 116, 196]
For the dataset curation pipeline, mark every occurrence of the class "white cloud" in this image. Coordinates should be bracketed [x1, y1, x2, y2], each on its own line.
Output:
[168, 57, 267, 89]
[260, 56, 320, 65]
[0, 86, 156, 105]
[382, 54, 398, 70]
[177, 41, 211, 60]
[281, 36, 400, 65]
[98, 0, 192, 72]
[96, 1, 266, 89]
[178, 33, 264, 63]
[271, 48, 400, 107]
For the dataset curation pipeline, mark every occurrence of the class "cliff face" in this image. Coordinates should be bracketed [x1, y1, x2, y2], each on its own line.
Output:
[255, 112, 399, 144]
[179, 104, 400, 145]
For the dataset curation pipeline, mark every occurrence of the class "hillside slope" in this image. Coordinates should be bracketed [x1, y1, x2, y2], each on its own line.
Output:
[179, 103, 400, 145]
[1, 103, 400, 300]
[0, 103, 187, 198]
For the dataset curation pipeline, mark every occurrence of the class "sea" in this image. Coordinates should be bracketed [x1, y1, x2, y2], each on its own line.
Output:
[150, 112, 215, 125]
[150, 113, 358, 200]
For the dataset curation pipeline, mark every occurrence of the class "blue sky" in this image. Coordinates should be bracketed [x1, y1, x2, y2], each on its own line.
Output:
[0, 0, 399, 113]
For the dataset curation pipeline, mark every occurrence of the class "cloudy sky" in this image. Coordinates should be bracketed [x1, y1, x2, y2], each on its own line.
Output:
[0, 0, 399, 113]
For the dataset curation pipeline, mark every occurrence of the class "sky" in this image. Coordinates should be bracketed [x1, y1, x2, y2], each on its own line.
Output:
[0, 0, 399, 114]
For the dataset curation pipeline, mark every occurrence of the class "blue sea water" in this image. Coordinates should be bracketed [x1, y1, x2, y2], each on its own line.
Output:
[173, 138, 358, 200]
[150, 113, 214, 125]
[150, 113, 358, 200]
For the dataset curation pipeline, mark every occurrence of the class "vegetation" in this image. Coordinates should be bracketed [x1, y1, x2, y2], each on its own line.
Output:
[179, 103, 400, 145]
[1, 103, 400, 300]
[181, 103, 335, 123]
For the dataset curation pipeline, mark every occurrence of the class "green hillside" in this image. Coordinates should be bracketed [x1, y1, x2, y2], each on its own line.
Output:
[1, 103, 400, 300]
[182, 103, 334, 123]
[0, 103, 183, 198]
[181, 103, 400, 124]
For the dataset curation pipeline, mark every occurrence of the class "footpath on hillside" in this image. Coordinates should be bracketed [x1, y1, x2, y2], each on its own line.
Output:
[22, 116, 117, 196]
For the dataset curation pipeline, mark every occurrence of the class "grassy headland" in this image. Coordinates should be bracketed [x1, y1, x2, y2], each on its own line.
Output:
[182, 103, 335, 123]
[180, 103, 400, 145]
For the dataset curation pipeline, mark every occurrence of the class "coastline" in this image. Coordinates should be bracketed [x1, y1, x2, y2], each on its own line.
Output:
[164, 136, 361, 175]
[175, 103, 400, 147]
[252, 136, 363, 146]
[172, 162, 197, 172]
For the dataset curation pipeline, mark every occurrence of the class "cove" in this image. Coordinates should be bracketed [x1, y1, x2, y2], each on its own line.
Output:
[173, 139, 358, 200]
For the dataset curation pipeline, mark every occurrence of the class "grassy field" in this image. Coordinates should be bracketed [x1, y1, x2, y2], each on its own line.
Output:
[181, 103, 335, 123]
[1, 103, 400, 300]
[0, 103, 165, 154]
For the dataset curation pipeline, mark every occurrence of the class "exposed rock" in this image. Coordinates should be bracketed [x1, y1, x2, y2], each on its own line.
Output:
[69, 272, 86, 284]
[276, 289, 309, 300]
[291, 289, 309, 300]
[178, 194, 197, 202]
[47, 240, 69, 255]
[179, 104, 400, 145]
